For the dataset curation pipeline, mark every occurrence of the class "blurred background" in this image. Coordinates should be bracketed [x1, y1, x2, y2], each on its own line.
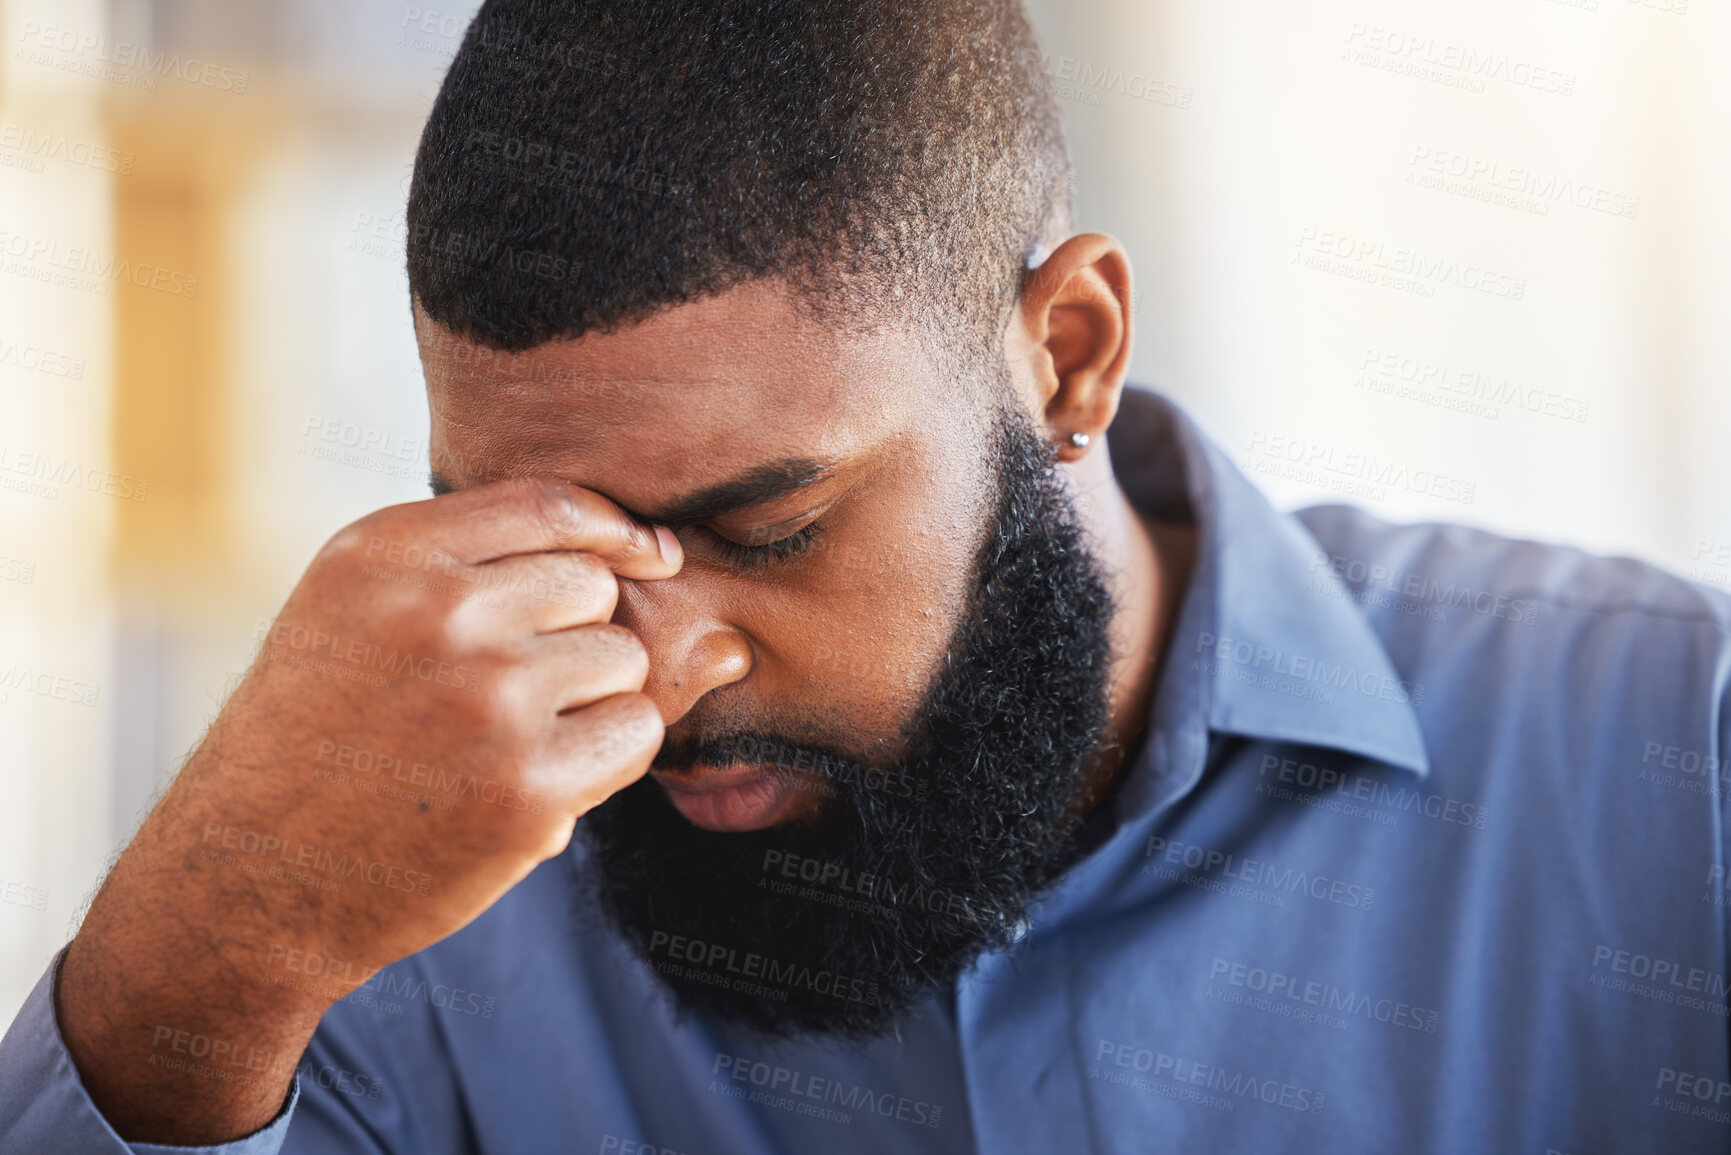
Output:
[1, 0, 1725, 1022]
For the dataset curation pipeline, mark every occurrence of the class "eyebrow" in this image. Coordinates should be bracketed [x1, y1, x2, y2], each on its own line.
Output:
[428, 457, 835, 527]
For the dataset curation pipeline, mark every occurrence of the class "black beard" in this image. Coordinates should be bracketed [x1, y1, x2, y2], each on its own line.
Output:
[577, 405, 1119, 1041]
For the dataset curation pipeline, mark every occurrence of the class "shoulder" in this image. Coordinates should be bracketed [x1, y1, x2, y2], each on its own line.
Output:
[1297, 503, 1731, 620]
[1295, 502, 1731, 650]
[1293, 503, 1731, 750]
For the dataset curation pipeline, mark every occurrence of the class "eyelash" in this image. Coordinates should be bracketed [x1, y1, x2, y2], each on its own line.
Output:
[704, 522, 823, 570]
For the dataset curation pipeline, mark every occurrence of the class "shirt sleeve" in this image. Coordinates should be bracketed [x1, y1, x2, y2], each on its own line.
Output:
[274, 958, 480, 1155]
[1720, 672, 1731, 1089]
[1, 943, 480, 1155]
[0, 946, 300, 1155]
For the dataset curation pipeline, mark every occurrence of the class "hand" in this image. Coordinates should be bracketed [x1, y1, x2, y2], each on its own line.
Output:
[57, 477, 682, 1145]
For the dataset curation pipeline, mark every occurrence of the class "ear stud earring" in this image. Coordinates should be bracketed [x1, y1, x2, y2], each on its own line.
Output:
[1068, 432, 1092, 449]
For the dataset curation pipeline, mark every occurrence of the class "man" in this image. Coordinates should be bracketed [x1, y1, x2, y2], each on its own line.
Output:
[3, 0, 1728, 1151]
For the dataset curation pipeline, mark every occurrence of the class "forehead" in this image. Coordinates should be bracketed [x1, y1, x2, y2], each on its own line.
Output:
[418, 281, 956, 503]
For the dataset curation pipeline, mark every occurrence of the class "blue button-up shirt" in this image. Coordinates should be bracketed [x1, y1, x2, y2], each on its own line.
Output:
[5, 386, 1730, 1154]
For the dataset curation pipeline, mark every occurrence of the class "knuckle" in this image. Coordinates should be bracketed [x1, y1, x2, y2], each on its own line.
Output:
[557, 561, 619, 623]
[521, 478, 584, 541]
[423, 601, 472, 653]
[475, 662, 531, 724]
[582, 577, 619, 622]
[523, 558, 612, 618]
[563, 554, 617, 611]
[586, 622, 647, 668]
[318, 521, 373, 566]
[432, 649, 502, 717]
[438, 595, 494, 648]
[618, 520, 653, 558]
[317, 507, 420, 573]
[606, 691, 664, 748]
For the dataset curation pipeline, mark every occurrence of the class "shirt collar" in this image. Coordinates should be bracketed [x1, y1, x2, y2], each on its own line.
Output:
[1105, 386, 1431, 824]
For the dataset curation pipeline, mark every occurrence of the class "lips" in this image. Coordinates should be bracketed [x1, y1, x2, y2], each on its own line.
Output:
[648, 763, 809, 832]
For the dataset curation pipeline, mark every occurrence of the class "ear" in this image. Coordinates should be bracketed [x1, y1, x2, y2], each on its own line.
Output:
[1011, 233, 1134, 463]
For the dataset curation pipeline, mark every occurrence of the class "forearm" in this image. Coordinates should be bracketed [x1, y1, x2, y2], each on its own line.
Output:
[55, 822, 331, 1146]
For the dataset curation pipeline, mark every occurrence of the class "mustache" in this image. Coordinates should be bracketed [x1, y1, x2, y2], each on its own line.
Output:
[651, 732, 866, 779]
[649, 732, 925, 808]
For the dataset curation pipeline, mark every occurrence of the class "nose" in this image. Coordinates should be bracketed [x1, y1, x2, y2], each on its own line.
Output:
[611, 574, 752, 726]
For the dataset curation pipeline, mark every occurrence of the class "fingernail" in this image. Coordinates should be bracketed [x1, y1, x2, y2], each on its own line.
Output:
[654, 526, 682, 566]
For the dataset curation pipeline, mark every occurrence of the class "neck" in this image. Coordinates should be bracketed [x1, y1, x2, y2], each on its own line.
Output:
[1061, 431, 1195, 820]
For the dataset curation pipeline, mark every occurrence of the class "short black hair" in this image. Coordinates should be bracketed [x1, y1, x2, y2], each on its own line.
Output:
[406, 0, 1072, 367]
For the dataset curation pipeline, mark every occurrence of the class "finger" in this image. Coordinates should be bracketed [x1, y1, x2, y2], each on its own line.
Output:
[510, 623, 650, 713]
[448, 552, 617, 636]
[406, 477, 683, 577]
[533, 691, 664, 816]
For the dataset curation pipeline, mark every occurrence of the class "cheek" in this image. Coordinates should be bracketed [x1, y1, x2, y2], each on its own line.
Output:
[757, 482, 991, 717]
[746, 550, 974, 721]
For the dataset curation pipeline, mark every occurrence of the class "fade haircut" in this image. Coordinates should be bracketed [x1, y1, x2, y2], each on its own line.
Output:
[406, 0, 1073, 370]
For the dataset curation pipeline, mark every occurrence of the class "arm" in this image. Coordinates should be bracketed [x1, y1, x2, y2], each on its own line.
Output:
[0, 947, 298, 1154]
[8, 478, 679, 1147]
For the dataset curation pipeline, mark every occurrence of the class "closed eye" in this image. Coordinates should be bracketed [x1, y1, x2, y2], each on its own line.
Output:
[701, 521, 823, 571]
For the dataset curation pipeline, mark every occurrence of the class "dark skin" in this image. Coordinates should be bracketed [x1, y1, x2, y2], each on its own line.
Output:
[53, 232, 1194, 1143]
[426, 233, 1192, 827]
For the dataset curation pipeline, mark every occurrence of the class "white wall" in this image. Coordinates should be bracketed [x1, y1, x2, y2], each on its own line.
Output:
[1025, 0, 1730, 578]
[0, 0, 119, 1022]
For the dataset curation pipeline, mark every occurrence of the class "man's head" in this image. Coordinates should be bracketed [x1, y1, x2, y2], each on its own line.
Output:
[407, 0, 1074, 371]
[409, 0, 1141, 1040]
